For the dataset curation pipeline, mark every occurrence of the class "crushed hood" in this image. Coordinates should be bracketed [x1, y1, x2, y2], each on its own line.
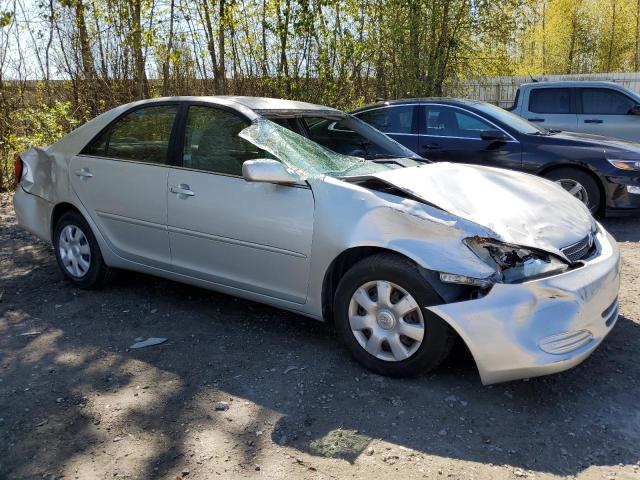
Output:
[367, 162, 594, 255]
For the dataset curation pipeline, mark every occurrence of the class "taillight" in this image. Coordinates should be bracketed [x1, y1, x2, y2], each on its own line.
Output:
[14, 154, 23, 186]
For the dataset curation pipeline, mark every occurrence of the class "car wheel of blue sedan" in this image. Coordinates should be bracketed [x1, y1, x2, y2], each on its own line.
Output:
[545, 168, 601, 214]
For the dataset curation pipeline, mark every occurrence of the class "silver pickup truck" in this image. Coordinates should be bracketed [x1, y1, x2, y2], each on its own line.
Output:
[508, 81, 640, 142]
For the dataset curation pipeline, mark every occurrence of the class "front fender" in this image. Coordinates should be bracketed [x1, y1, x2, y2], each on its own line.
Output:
[302, 177, 497, 318]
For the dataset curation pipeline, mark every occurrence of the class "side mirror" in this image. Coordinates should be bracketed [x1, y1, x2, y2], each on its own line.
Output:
[480, 129, 508, 142]
[242, 158, 300, 185]
[630, 105, 640, 115]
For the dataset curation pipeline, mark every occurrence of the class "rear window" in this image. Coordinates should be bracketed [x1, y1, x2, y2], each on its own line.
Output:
[506, 88, 520, 111]
[528, 88, 572, 114]
[356, 105, 415, 134]
[83, 105, 178, 164]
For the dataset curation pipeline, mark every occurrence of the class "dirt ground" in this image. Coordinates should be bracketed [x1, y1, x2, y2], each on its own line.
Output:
[1, 191, 639, 480]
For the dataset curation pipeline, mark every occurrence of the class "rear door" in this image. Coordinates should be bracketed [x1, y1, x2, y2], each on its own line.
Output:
[70, 104, 177, 268]
[353, 104, 419, 152]
[577, 87, 640, 141]
[167, 104, 315, 303]
[417, 104, 521, 170]
[523, 87, 578, 132]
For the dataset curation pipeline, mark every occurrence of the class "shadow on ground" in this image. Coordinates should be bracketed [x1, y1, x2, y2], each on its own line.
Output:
[1, 209, 639, 478]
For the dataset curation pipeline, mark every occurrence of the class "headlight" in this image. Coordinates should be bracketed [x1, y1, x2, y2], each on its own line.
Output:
[607, 158, 640, 171]
[463, 237, 569, 283]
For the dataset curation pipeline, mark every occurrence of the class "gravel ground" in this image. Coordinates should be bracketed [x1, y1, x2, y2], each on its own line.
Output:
[1, 191, 639, 480]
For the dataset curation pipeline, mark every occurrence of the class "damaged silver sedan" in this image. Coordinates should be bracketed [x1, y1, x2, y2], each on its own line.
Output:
[13, 97, 620, 384]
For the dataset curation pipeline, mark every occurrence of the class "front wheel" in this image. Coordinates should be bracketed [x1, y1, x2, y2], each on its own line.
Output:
[333, 253, 455, 378]
[53, 211, 113, 289]
[544, 168, 601, 214]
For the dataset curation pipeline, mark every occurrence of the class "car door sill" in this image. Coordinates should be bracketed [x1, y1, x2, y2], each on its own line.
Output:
[110, 250, 311, 309]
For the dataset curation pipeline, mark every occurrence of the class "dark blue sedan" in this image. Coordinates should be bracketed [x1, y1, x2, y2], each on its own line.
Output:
[344, 98, 640, 215]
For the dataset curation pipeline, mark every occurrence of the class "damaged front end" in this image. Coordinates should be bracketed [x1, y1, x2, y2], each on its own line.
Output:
[461, 237, 569, 283]
[240, 118, 620, 385]
[429, 227, 620, 385]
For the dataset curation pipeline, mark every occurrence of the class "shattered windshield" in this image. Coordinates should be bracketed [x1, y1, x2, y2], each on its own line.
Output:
[239, 119, 418, 179]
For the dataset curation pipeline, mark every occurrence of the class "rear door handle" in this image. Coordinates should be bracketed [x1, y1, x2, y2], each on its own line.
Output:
[422, 142, 442, 150]
[584, 119, 603, 124]
[74, 168, 93, 179]
[170, 184, 195, 198]
[528, 118, 545, 122]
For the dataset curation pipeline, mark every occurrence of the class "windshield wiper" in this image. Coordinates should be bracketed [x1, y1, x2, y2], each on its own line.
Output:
[364, 153, 407, 160]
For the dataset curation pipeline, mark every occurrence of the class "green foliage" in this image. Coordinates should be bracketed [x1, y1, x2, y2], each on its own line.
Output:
[3, 0, 640, 191]
[0, 101, 78, 191]
[10, 101, 78, 147]
[0, 10, 12, 28]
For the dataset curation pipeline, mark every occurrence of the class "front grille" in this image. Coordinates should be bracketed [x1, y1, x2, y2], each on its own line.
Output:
[561, 234, 594, 262]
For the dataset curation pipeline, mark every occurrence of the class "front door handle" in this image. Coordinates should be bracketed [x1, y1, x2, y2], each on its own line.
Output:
[528, 118, 545, 122]
[74, 168, 93, 179]
[170, 184, 195, 198]
[584, 119, 603, 124]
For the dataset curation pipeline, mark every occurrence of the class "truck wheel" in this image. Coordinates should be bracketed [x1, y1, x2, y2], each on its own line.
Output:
[544, 168, 601, 214]
[333, 253, 455, 378]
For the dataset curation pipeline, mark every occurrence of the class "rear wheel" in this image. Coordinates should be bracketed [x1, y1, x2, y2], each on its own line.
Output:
[544, 168, 601, 214]
[333, 253, 455, 378]
[53, 211, 113, 289]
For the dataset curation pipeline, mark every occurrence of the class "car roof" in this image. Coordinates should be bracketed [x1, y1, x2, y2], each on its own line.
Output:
[49, 96, 345, 156]
[129, 95, 342, 116]
[518, 80, 621, 88]
[351, 98, 490, 113]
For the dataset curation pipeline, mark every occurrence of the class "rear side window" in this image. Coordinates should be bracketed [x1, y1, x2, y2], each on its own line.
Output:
[356, 105, 415, 134]
[83, 105, 178, 164]
[528, 88, 572, 114]
[182, 106, 264, 176]
[581, 88, 636, 115]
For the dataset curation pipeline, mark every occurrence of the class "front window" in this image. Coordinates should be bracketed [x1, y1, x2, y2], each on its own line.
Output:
[240, 119, 419, 179]
[581, 88, 636, 115]
[300, 115, 417, 159]
[182, 106, 266, 176]
[471, 102, 546, 134]
[303, 117, 375, 157]
[424, 106, 493, 139]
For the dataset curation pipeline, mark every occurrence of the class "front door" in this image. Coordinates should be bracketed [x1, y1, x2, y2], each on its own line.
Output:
[577, 87, 640, 142]
[70, 104, 177, 268]
[167, 105, 315, 304]
[418, 104, 521, 170]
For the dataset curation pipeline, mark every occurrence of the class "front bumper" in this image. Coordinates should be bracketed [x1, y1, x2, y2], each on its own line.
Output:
[429, 228, 620, 385]
[604, 172, 640, 215]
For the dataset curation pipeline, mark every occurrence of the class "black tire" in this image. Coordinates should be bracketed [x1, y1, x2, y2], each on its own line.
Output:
[544, 168, 601, 214]
[53, 211, 113, 289]
[333, 253, 455, 378]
